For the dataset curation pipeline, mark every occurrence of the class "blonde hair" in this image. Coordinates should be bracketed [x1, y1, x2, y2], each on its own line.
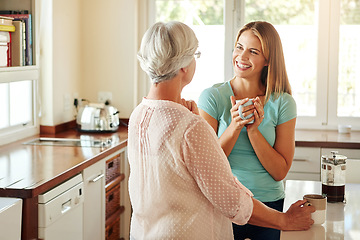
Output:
[235, 21, 291, 102]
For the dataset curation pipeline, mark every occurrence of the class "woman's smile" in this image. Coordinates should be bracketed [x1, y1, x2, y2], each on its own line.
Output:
[235, 60, 251, 70]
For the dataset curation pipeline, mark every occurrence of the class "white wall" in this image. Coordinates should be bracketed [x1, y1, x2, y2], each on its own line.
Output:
[40, 0, 82, 126]
[81, 0, 136, 119]
[53, 0, 82, 124]
[39, 0, 54, 126]
[40, 0, 137, 126]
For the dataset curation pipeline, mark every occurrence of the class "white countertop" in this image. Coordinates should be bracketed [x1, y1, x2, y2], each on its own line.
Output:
[281, 180, 360, 240]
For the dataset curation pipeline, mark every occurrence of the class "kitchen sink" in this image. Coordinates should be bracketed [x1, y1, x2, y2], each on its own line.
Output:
[23, 137, 113, 148]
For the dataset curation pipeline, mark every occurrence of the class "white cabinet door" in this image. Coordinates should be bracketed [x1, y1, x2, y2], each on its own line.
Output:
[0, 198, 22, 240]
[286, 147, 360, 183]
[285, 147, 321, 181]
[83, 159, 106, 240]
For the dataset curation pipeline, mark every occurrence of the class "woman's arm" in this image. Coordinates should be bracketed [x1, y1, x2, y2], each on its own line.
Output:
[184, 120, 313, 230]
[199, 96, 253, 156]
[247, 118, 296, 181]
[248, 197, 314, 230]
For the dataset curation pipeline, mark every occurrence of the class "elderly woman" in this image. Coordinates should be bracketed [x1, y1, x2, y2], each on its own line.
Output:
[128, 21, 314, 240]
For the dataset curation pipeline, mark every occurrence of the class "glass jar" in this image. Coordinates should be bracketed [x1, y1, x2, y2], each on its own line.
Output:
[321, 151, 347, 202]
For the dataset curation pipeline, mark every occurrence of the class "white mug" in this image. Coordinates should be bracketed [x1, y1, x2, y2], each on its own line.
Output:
[303, 194, 327, 225]
[236, 99, 254, 124]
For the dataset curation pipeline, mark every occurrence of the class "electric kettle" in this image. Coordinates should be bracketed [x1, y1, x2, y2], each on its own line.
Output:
[76, 102, 120, 132]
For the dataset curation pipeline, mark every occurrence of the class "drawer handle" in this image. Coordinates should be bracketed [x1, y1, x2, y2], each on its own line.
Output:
[62, 199, 71, 213]
[90, 173, 105, 183]
[293, 158, 308, 162]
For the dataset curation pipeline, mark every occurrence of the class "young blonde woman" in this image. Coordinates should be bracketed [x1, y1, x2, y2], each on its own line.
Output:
[198, 21, 296, 240]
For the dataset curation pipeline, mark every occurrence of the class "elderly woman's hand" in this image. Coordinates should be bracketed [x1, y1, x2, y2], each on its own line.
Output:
[181, 99, 199, 115]
[281, 199, 315, 231]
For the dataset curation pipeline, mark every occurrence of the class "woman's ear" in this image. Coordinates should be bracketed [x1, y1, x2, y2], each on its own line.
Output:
[180, 67, 188, 74]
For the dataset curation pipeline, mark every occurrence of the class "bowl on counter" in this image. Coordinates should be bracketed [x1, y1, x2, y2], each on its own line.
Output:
[338, 124, 351, 134]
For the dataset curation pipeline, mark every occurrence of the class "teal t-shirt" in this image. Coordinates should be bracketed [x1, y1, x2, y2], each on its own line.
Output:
[198, 81, 297, 202]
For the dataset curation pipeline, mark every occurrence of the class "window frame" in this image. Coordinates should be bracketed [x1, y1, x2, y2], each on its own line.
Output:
[232, 0, 360, 130]
[0, 68, 39, 145]
[145, 0, 360, 131]
[327, 0, 360, 129]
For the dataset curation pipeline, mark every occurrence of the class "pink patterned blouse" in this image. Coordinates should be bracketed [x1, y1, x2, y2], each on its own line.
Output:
[128, 98, 254, 240]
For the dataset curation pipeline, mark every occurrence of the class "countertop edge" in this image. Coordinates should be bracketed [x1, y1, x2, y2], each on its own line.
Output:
[0, 139, 128, 199]
[32, 139, 128, 197]
[296, 141, 360, 149]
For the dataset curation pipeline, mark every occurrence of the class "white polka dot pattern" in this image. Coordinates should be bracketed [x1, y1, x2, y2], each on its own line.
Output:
[128, 98, 254, 240]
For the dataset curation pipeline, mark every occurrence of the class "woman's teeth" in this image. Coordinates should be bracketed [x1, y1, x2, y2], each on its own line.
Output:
[237, 62, 251, 69]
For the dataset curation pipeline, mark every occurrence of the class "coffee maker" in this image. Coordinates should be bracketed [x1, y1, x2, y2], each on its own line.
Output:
[321, 151, 347, 202]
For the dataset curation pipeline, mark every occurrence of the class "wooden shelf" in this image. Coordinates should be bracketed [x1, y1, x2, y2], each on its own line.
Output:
[105, 148, 127, 240]
[105, 173, 125, 190]
[106, 207, 123, 240]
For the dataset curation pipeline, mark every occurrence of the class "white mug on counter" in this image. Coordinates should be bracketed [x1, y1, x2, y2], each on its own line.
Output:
[303, 194, 327, 225]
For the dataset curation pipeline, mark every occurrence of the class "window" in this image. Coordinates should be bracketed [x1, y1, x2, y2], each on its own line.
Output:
[243, 0, 318, 118]
[149, 0, 360, 130]
[152, 0, 225, 101]
[336, 0, 360, 118]
[0, 80, 33, 128]
[0, 70, 38, 145]
[242, 0, 360, 129]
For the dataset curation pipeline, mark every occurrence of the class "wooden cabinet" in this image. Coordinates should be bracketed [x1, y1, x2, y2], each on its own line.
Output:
[83, 158, 106, 240]
[105, 147, 130, 240]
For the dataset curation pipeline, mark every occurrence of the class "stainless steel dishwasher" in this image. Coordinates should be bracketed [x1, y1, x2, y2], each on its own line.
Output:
[38, 174, 84, 240]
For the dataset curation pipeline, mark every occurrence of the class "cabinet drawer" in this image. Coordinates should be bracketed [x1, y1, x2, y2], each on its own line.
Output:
[285, 172, 320, 182]
[106, 154, 120, 184]
[106, 182, 120, 218]
[290, 147, 321, 173]
[105, 210, 120, 240]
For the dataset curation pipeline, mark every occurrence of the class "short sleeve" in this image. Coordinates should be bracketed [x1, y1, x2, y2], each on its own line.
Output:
[278, 93, 297, 125]
[198, 87, 220, 120]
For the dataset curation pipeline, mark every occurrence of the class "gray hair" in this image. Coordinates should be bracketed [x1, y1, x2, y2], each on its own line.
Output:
[137, 21, 199, 83]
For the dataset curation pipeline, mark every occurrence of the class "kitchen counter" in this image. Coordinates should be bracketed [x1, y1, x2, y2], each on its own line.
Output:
[0, 129, 357, 195]
[281, 180, 360, 240]
[295, 129, 360, 149]
[1, 129, 356, 195]
[0, 125, 358, 239]
[0, 125, 128, 196]
[0, 125, 128, 239]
